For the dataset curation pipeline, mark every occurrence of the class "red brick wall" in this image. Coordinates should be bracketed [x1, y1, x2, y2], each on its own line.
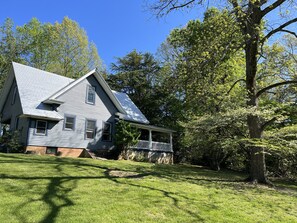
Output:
[25, 146, 90, 158]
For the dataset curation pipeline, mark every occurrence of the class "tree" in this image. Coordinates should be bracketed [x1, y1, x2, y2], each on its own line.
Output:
[0, 19, 25, 88]
[108, 50, 180, 125]
[150, 0, 297, 183]
[0, 17, 103, 88]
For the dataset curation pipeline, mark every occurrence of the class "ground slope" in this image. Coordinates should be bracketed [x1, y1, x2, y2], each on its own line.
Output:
[0, 154, 296, 223]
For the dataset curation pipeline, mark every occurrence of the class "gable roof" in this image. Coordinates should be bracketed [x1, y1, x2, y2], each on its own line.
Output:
[0, 62, 149, 124]
[43, 68, 126, 114]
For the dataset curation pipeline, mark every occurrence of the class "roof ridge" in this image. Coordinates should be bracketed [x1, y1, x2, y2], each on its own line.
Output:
[12, 62, 75, 82]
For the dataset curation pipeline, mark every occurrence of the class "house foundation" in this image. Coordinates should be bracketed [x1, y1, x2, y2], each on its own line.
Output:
[122, 149, 173, 164]
[25, 146, 91, 158]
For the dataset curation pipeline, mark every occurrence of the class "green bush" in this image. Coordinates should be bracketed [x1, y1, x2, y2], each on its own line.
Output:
[114, 120, 140, 160]
[0, 131, 24, 153]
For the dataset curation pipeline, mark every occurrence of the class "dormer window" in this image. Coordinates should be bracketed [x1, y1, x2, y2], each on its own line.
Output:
[86, 85, 95, 105]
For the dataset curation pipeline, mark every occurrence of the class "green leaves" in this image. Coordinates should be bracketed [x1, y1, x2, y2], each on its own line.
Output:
[0, 17, 103, 87]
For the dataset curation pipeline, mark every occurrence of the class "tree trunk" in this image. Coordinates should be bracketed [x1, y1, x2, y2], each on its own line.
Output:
[245, 9, 269, 184]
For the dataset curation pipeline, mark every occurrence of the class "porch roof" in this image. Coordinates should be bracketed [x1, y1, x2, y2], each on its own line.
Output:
[129, 122, 175, 134]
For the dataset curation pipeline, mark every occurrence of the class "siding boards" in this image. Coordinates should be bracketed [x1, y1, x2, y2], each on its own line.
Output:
[27, 75, 118, 150]
[1, 79, 23, 128]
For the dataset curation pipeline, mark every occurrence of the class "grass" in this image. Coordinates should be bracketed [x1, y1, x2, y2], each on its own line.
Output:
[0, 154, 296, 223]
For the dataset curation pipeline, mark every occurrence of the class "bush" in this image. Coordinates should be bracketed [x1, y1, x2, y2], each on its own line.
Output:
[0, 131, 24, 153]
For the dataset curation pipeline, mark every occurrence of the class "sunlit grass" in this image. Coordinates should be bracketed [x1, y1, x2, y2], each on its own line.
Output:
[0, 153, 296, 223]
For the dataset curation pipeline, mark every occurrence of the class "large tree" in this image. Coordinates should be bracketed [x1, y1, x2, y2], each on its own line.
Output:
[150, 0, 297, 183]
[0, 17, 103, 88]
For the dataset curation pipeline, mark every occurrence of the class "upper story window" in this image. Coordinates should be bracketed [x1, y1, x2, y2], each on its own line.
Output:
[85, 119, 96, 139]
[102, 122, 112, 142]
[64, 115, 75, 131]
[86, 85, 96, 105]
[11, 86, 17, 105]
[35, 120, 47, 135]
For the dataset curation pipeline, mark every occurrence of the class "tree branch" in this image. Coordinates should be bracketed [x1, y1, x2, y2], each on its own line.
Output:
[260, 18, 297, 44]
[256, 80, 297, 98]
[227, 78, 246, 95]
[261, 0, 286, 17]
[261, 117, 277, 131]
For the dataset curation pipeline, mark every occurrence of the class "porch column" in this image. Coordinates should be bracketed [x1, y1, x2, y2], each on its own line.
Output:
[170, 133, 173, 151]
[149, 130, 152, 150]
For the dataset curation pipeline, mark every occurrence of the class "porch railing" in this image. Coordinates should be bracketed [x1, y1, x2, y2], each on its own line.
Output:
[130, 140, 172, 152]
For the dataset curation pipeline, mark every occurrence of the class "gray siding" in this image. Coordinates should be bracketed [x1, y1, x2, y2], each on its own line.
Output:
[1, 79, 23, 128]
[27, 75, 118, 150]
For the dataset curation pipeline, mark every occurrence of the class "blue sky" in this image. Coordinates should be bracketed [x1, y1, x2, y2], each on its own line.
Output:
[0, 0, 203, 69]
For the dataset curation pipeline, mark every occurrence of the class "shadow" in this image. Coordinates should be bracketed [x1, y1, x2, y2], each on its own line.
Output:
[0, 153, 296, 223]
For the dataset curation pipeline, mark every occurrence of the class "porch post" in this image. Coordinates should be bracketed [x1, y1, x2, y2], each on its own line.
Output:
[149, 130, 152, 150]
[170, 133, 173, 151]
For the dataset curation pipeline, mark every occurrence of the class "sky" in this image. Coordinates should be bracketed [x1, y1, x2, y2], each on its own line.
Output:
[0, 0, 203, 70]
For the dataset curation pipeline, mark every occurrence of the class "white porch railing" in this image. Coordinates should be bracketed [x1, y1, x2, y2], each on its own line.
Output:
[130, 140, 172, 152]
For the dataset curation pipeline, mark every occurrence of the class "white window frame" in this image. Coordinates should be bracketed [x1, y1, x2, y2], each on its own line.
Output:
[35, 120, 47, 136]
[85, 119, 96, 139]
[102, 121, 112, 142]
[63, 115, 76, 131]
[86, 85, 96, 105]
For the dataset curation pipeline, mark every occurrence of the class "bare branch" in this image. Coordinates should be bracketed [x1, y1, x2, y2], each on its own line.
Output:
[260, 18, 297, 44]
[256, 80, 297, 98]
[261, 0, 286, 17]
[150, 0, 202, 17]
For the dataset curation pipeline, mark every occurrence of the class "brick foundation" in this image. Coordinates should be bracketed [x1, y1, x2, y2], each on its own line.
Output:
[25, 146, 91, 158]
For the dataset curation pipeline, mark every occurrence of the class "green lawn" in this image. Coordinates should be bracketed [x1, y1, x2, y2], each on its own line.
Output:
[0, 154, 296, 223]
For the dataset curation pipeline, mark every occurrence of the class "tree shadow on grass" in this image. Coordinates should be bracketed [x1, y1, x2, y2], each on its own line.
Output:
[1, 153, 296, 223]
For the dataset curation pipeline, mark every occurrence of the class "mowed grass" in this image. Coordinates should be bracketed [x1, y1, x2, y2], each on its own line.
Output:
[0, 154, 296, 223]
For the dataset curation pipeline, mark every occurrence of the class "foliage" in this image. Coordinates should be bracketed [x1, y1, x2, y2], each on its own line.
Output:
[0, 154, 296, 222]
[0, 130, 24, 153]
[161, 8, 245, 115]
[181, 108, 249, 170]
[0, 17, 103, 89]
[151, 0, 297, 183]
[108, 50, 182, 126]
[115, 120, 140, 159]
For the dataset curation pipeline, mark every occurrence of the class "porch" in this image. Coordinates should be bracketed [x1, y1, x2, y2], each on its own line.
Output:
[129, 123, 174, 153]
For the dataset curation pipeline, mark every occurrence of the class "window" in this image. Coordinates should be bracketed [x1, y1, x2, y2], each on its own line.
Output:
[85, 119, 96, 139]
[15, 117, 19, 130]
[35, 120, 47, 135]
[102, 122, 112, 141]
[64, 115, 75, 130]
[11, 86, 17, 105]
[86, 85, 96, 104]
[46, 147, 57, 155]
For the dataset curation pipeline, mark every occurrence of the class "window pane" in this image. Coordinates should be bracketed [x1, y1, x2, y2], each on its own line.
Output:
[65, 116, 75, 130]
[87, 86, 95, 104]
[102, 122, 111, 141]
[86, 120, 96, 139]
[36, 120, 47, 135]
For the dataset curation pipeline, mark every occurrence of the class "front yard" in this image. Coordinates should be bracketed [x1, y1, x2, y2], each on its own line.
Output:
[0, 153, 296, 222]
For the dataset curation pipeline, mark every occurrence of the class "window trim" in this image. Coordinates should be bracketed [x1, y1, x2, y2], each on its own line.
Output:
[102, 121, 112, 142]
[11, 86, 17, 105]
[35, 120, 47, 136]
[46, 147, 57, 155]
[63, 114, 76, 131]
[86, 85, 96, 105]
[85, 119, 97, 139]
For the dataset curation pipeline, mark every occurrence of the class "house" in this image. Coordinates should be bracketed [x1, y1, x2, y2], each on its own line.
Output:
[0, 62, 174, 163]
